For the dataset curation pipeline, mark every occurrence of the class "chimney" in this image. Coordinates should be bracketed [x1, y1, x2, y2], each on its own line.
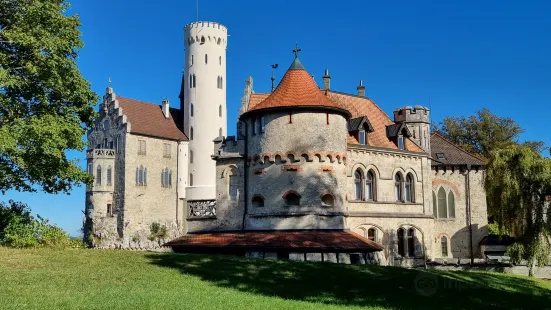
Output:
[357, 80, 366, 97]
[322, 69, 331, 90]
[162, 98, 170, 119]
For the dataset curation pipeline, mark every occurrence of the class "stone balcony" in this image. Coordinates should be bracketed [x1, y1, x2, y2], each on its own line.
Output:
[86, 149, 116, 159]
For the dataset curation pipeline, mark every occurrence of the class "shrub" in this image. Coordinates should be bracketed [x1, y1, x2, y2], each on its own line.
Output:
[149, 222, 168, 241]
[0, 200, 33, 240]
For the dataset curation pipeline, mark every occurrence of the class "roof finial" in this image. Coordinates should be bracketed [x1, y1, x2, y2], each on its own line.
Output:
[108, 77, 111, 87]
[292, 42, 301, 58]
[270, 64, 278, 92]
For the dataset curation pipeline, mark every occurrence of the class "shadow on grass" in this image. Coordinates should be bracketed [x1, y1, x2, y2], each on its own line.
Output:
[146, 253, 550, 309]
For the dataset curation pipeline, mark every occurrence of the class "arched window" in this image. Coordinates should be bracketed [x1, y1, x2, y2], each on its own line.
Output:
[407, 228, 415, 257]
[321, 194, 334, 206]
[252, 195, 264, 208]
[200, 36, 205, 44]
[190, 103, 194, 117]
[190, 127, 194, 140]
[367, 228, 376, 241]
[219, 105, 222, 117]
[219, 128, 222, 137]
[219, 56, 221, 65]
[87, 163, 93, 174]
[397, 228, 405, 257]
[354, 169, 363, 200]
[106, 166, 112, 186]
[189, 173, 194, 186]
[404, 173, 414, 202]
[283, 191, 301, 206]
[365, 170, 375, 201]
[395, 173, 403, 201]
[448, 191, 456, 218]
[220, 76, 223, 89]
[432, 191, 437, 217]
[193, 74, 196, 88]
[441, 236, 448, 256]
[96, 165, 102, 185]
[190, 149, 193, 164]
[191, 54, 194, 65]
[228, 167, 238, 201]
[437, 187, 447, 218]
[161, 168, 171, 187]
[205, 54, 208, 64]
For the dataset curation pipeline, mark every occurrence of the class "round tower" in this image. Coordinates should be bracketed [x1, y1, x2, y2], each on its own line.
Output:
[183, 21, 228, 200]
[393, 105, 431, 153]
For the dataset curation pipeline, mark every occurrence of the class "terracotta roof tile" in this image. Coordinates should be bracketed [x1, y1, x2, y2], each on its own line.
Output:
[327, 91, 423, 152]
[246, 59, 348, 115]
[248, 93, 270, 110]
[164, 231, 384, 252]
[117, 96, 188, 141]
[430, 133, 486, 166]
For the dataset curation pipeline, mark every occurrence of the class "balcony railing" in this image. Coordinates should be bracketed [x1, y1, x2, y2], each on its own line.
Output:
[86, 149, 116, 159]
[188, 200, 217, 219]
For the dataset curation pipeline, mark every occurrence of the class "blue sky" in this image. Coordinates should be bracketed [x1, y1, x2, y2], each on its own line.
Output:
[4, 0, 551, 236]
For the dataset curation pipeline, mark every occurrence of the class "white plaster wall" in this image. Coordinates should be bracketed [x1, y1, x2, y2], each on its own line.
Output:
[184, 21, 228, 200]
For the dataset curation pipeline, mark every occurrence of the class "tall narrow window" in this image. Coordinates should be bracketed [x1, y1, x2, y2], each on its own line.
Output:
[219, 128, 222, 137]
[138, 140, 146, 155]
[190, 127, 194, 140]
[220, 76, 223, 89]
[365, 170, 374, 201]
[441, 236, 448, 256]
[398, 135, 405, 150]
[448, 191, 456, 218]
[433, 191, 438, 217]
[192, 74, 196, 88]
[205, 54, 208, 64]
[354, 169, 363, 200]
[189, 74, 192, 88]
[252, 119, 257, 135]
[260, 116, 265, 133]
[190, 103, 194, 116]
[438, 187, 448, 218]
[191, 55, 194, 65]
[87, 163, 93, 175]
[407, 228, 415, 257]
[367, 228, 376, 241]
[219, 56, 221, 65]
[229, 174, 238, 201]
[137, 165, 144, 185]
[96, 165, 102, 185]
[189, 173, 194, 186]
[144, 168, 147, 185]
[107, 204, 112, 216]
[219, 105, 222, 117]
[359, 130, 366, 145]
[397, 228, 405, 257]
[190, 150, 194, 163]
[326, 113, 329, 125]
[395, 173, 403, 201]
[200, 36, 205, 44]
[289, 112, 292, 124]
[107, 166, 112, 186]
[104, 120, 110, 131]
[163, 143, 171, 158]
[404, 174, 413, 202]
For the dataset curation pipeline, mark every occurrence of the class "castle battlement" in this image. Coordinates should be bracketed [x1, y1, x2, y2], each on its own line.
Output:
[393, 105, 430, 124]
[184, 21, 228, 32]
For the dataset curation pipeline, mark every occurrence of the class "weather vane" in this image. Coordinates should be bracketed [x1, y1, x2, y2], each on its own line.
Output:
[270, 64, 278, 92]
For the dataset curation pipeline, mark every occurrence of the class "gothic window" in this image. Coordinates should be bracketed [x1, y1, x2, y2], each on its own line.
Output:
[283, 191, 300, 206]
[205, 53, 208, 64]
[405, 173, 414, 202]
[367, 228, 376, 241]
[365, 170, 375, 201]
[136, 165, 147, 186]
[448, 191, 456, 218]
[190, 149, 193, 163]
[191, 103, 194, 116]
[433, 191, 438, 217]
[229, 175, 238, 201]
[107, 166, 112, 186]
[219, 56, 221, 65]
[437, 187, 448, 218]
[397, 228, 405, 257]
[395, 173, 403, 201]
[87, 163, 93, 175]
[219, 105, 222, 117]
[354, 169, 363, 200]
[161, 168, 172, 188]
[441, 236, 448, 256]
[359, 130, 366, 145]
[96, 165, 102, 185]
[252, 195, 264, 208]
[138, 140, 146, 155]
[407, 228, 415, 257]
[219, 128, 222, 137]
[321, 194, 334, 206]
[190, 127, 194, 140]
[189, 173, 193, 186]
[260, 116, 265, 133]
[398, 135, 405, 150]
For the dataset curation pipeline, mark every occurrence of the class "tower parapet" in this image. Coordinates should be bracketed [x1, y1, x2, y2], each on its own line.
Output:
[393, 106, 431, 153]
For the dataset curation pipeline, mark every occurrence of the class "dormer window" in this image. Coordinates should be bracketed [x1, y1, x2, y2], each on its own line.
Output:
[359, 130, 366, 145]
[436, 153, 446, 160]
[398, 135, 405, 150]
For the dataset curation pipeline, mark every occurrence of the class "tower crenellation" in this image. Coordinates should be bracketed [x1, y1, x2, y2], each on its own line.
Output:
[393, 105, 431, 153]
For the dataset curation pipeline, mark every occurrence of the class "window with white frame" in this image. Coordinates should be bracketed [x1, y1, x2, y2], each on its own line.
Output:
[365, 170, 376, 201]
[359, 130, 366, 145]
[404, 173, 414, 202]
[354, 169, 363, 200]
[394, 173, 403, 201]
[136, 165, 147, 186]
[398, 135, 405, 150]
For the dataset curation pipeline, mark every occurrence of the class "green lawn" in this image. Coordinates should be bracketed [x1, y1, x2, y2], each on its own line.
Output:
[0, 248, 550, 309]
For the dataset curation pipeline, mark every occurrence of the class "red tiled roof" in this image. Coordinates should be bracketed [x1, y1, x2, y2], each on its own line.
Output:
[249, 93, 270, 110]
[164, 231, 384, 252]
[246, 59, 349, 116]
[117, 96, 188, 141]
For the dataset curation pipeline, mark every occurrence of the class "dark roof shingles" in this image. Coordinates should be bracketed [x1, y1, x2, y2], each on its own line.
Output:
[430, 133, 485, 166]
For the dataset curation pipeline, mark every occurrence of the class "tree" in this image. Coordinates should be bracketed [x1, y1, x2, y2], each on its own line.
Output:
[0, 0, 98, 194]
[433, 108, 524, 158]
[0, 199, 32, 239]
[485, 143, 551, 276]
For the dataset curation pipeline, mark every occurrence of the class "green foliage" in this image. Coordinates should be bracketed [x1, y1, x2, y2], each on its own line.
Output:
[485, 143, 551, 275]
[432, 108, 524, 158]
[149, 222, 168, 241]
[0, 199, 32, 239]
[0, 0, 99, 194]
[487, 222, 501, 235]
[507, 243, 525, 265]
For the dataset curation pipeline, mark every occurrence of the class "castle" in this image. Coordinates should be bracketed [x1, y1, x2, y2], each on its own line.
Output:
[85, 21, 488, 266]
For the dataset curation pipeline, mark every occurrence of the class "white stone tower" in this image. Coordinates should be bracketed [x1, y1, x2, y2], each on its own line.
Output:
[183, 21, 228, 201]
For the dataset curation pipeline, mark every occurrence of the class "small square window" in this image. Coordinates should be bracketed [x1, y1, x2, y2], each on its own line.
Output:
[436, 153, 446, 160]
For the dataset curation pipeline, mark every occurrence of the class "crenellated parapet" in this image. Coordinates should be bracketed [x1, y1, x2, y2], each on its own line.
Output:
[248, 152, 347, 166]
[393, 105, 430, 124]
[184, 21, 228, 48]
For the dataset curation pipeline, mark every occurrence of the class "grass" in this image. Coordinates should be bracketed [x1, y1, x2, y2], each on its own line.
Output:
[0, 248, 550, 310]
